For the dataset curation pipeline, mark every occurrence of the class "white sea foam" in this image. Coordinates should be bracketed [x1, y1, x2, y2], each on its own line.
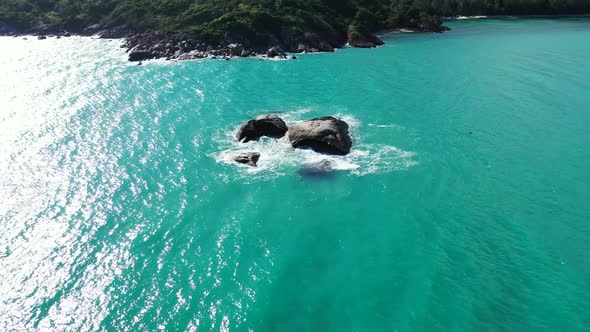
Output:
[211, 109, 417, 180]
[368, 123, 404, 129]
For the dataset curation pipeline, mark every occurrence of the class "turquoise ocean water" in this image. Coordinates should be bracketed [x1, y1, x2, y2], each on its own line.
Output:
[1, 19, 590, 331]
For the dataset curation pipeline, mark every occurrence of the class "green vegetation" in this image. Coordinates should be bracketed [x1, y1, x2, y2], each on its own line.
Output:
[1, 0, 589, 45]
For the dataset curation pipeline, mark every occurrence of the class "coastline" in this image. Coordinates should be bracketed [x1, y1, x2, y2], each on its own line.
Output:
[0, 26, 438, 63]
[0, 29, 304, 61]
[11, 12, 589, 63]
[444, 14, 590, 21]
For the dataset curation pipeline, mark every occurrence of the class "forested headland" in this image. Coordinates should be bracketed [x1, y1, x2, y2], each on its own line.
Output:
[2, 0, 589, 59]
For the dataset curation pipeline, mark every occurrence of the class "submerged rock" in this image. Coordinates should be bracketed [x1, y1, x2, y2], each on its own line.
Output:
[236, 114, 288, 142]
[298, 160, 337, 178]
[233, 152, 260, 166]
[288, 116, 352, 155]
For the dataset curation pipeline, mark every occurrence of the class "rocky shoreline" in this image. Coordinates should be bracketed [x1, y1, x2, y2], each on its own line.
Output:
[121, 31, 300, 62]
[0, 22, 450, 62]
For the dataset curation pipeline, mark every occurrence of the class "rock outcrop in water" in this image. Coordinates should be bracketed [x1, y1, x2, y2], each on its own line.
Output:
[347, 30, 384, 48]
[228, 115, 352, 168]
[235, 114, 352, 155]
[236, 114, 288, 142]
[288, 116, 352, 155]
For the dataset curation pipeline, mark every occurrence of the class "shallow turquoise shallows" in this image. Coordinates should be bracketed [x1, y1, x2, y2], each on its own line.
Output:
[1, 19, 590, 331]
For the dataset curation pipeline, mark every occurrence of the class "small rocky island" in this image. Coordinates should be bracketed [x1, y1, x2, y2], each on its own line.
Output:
[232, 115, 352, 167]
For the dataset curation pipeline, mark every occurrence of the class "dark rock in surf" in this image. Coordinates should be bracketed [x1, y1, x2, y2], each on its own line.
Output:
[236, 114, 288, 142]
[236, 120, 259, 142]
[128, 50, 157, 62]
[233, 152, 260, 166]
[254, 114, 288, 138]
[267, 46, 286, 58]
[37, 35, 46, 40]
[347, 30, 384, 48]
[288, 116, 352, 155]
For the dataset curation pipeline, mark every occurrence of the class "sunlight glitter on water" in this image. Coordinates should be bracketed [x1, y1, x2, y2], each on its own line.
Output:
[2, 19, 590, 331]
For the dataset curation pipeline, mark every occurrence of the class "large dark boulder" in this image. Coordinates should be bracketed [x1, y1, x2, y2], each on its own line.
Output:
[128, 50, 157, 62]
[236, 120, 259, 142]
[233, 152, 260, 166]
[347, 30, 384, 48]
[288, 116, 352, 155]
[254, 114, 288, 137]
[236, 114, 288, 142]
